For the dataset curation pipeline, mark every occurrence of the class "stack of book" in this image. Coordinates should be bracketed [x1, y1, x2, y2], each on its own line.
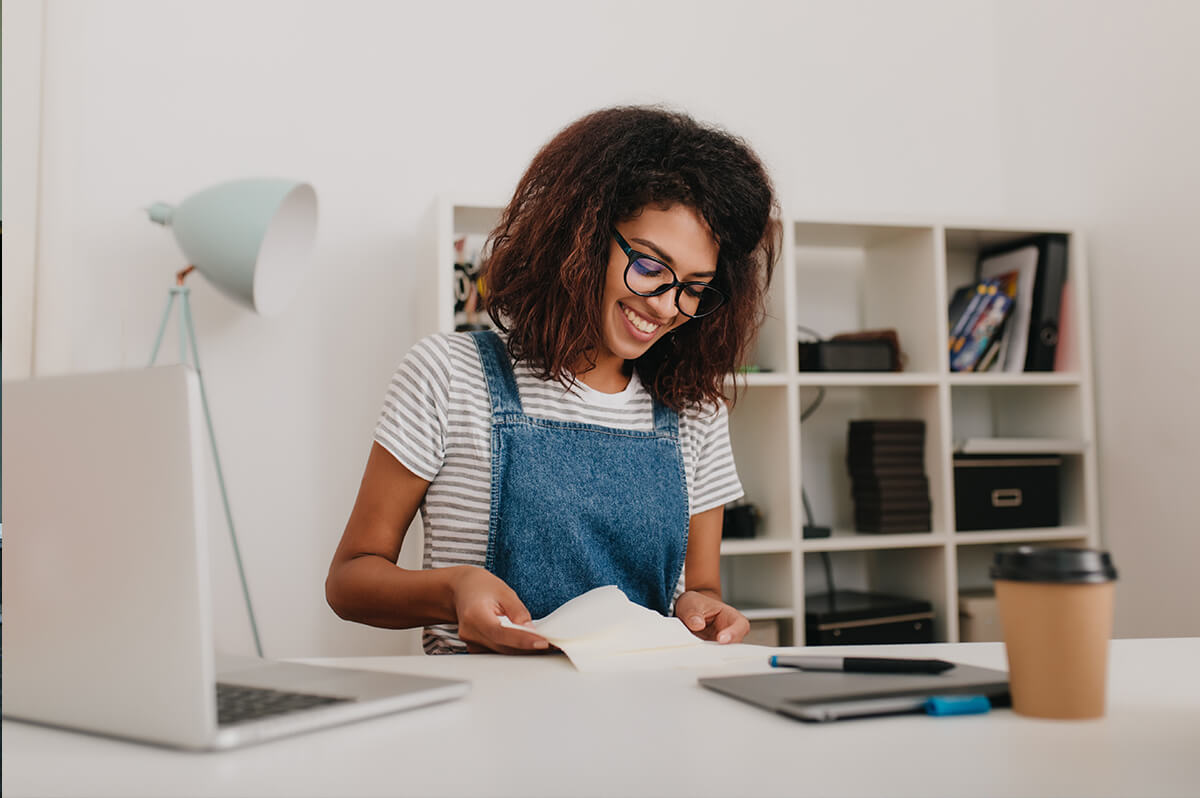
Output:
[847, 420, 931, 533]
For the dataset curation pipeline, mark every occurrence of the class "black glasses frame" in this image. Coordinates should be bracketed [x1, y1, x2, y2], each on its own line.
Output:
[612, 229, 726, 319]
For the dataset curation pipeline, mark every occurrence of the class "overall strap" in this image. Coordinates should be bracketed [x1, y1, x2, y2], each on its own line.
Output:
[471, 330, 523, 416]
[650, 396, 679, 435]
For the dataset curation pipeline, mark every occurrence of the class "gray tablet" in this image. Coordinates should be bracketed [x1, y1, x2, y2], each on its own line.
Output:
[699, 663, 1010, 723]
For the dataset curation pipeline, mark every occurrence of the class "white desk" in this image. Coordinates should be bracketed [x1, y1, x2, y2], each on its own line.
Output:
[3, 638, 1197, 797]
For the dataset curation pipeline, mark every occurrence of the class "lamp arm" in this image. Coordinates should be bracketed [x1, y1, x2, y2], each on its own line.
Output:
[148, 290, 178, 367]
[148, 267, 197, 366]
[150, 282, 265, 658]
[179, 290, 265, 659]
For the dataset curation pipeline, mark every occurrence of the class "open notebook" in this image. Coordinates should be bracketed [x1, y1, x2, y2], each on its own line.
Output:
[499, 586, 769, 672]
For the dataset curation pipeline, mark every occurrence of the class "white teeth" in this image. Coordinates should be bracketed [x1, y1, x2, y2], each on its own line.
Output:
[623, 305, 660, 334]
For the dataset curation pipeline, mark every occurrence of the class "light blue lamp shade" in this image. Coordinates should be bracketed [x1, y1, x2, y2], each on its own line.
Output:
[147, 178, 318, 317]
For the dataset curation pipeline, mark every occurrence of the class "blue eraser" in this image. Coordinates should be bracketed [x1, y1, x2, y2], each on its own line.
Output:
[769, 655, 778, 667]
[925, 695, 991, 716]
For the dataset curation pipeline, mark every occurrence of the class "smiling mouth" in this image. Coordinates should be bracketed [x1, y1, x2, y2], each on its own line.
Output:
[622, 304, 662, 335]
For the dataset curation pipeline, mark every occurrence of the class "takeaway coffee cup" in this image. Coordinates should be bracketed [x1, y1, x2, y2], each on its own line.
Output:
[991, 547, 1118, 719]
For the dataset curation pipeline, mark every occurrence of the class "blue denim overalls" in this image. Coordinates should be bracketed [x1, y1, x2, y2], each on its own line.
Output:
[472, 330, 690, 620]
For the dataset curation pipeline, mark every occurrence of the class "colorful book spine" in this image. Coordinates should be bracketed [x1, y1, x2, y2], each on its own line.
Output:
[950, 279, 998, 367]
[952, 290, 1014, 372]
[948, 280, 997, 364]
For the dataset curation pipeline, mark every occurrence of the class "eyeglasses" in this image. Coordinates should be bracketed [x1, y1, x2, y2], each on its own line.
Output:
[613, 229, 726, 318]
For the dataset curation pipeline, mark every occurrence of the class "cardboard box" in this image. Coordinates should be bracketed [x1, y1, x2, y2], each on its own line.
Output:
[744, 619, 780, 647]
[959, 590, 1003, 642]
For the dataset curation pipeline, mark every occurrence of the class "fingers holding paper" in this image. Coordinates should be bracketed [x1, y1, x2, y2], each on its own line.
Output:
[452, 567, 551, 655]
[674, 590, 750, 644]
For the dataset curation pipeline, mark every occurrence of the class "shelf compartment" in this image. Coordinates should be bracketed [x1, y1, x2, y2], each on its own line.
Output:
[955, 536, 1095, 597]
[438, 199, 504, 334]
[794, 222, 941, 374]
[721, 552, 794, 618]
[948, 380, 1091, 529]
[752, 273, 793, 375]
[802, 546, 951, 643]
[951, 383, 1088, 442]
[952, 454, 1089, 530]
[943, 226, 1081, 377]
[727, 385, 798, 547]
[799, 384, 947, 537]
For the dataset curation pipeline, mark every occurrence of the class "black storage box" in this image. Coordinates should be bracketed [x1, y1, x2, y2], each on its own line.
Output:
[804, 590, 934, 646]
[798, 340, 897, 372]
[954, 454, 1061, 531]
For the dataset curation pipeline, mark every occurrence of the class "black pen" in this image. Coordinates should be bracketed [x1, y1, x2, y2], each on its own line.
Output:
[768, 655, 955, 674]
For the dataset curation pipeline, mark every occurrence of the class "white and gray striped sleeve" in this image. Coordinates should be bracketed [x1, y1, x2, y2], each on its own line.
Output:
[689, 402, 744, 515]
[373, 334, 452, 482]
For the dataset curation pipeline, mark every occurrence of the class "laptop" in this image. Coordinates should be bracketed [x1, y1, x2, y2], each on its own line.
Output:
[700, 663, 1010, 722]
[2, 365, 468, 750]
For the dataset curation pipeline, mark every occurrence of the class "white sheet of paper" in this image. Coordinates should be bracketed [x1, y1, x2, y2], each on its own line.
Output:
[499, 585, 771, 672]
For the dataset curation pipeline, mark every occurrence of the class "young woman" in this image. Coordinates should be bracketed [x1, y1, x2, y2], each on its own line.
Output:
[326, 106, 780, 654]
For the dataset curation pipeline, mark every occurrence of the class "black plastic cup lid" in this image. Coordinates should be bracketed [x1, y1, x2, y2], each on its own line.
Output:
[991, 546, 1118, 584]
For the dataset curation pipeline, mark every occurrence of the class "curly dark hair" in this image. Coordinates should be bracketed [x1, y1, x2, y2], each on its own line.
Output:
[482, 105, 780, 411]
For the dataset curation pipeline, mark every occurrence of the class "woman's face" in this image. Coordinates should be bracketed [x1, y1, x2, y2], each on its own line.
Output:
[598, 204, 720, 367]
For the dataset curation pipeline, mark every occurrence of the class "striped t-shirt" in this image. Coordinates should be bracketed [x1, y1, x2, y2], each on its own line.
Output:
[374, 332, 743, 654]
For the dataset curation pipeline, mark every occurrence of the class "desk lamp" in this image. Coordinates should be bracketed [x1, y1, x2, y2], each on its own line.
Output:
[147, 178, 318, 657]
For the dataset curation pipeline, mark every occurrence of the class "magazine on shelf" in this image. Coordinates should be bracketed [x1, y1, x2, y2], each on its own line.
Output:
[951, 287, 1014, 372]
[954, 438, 1087, 455]
[948, 272, 1016, 373]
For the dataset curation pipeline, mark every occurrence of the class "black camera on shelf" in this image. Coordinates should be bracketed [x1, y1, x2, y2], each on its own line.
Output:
[722, 503, 761, 539]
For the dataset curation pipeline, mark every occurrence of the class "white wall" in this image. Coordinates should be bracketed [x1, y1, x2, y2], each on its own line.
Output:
[990, 2, 1200, 637]
[4, 0, 1196, 656]
[1, 0, 44, 378]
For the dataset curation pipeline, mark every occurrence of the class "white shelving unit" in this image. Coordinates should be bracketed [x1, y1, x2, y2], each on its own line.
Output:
[437, 199, 1100, 645]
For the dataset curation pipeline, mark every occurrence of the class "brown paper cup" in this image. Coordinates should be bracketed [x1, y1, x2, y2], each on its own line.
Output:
[991, 547, 1118, 720]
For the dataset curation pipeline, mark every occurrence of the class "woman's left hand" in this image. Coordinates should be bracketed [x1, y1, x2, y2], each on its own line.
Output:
[674, 590, 750, 644]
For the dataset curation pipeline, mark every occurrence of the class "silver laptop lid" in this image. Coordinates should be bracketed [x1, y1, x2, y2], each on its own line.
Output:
[3, 365, 219, 748]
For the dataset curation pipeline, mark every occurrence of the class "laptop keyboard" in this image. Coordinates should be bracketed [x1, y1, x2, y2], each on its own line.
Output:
[216, 683, 351, 726]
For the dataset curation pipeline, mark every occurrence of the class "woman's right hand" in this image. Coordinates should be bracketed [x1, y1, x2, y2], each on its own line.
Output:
[451, 567, 550, 655]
